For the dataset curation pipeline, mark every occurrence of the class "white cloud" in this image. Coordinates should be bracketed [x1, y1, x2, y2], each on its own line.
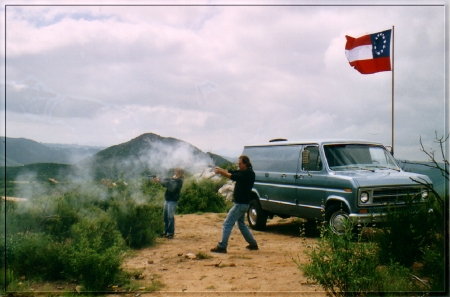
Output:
[2, 3, 447, 162]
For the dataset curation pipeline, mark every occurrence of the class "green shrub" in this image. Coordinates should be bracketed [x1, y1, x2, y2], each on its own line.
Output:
[61, 213, 127, 291]
[177, 178, 227, 214]
[141, 178, 165, 204]
[0, 269, 14, 290]
[375, 194, 444, 267]
[5, 232, 65, 281]
[299, 194, 446, 296]
[108, 200, 163, 248]
[299, 220, 382, 297]
[374, 261, 418, 293]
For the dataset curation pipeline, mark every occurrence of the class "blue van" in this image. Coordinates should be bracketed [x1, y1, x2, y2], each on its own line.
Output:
[242, 139, 432, 234]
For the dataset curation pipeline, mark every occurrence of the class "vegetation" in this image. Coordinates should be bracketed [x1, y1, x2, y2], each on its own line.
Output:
[177, 178, 228, 214]
[0, 171, 228, 293]
[297, 134, 448, 296]
[298, 220, 417, 296]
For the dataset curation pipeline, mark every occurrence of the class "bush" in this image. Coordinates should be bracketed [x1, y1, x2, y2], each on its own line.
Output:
[1, 179, 167, 291]
[299, 192, 447, 296]
[5, 232, 65, 280]
[298, 220, 418, 297]
[299, 220, 378, 297]
[375, 194, 444, 267]
[61, 213, 127, 291]
[141, 178, 165, 204]
[108, 199, 164, 248]
[177, 178, 227, 214]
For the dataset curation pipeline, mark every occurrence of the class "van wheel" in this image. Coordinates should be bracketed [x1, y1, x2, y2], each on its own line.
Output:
[325, 205, 349, 235]
[247, 200, 268, 230]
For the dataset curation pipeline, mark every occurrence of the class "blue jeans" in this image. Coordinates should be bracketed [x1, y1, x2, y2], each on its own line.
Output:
[218, 203, 257, 249]
[164, 201, 177, 235]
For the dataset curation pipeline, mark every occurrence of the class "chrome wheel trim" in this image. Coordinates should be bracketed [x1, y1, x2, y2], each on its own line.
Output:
[249, 207, 258, 225]
[330, 211, 349, 235]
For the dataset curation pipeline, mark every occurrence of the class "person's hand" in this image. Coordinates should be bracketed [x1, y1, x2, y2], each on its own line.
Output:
[153, 177, 159, 182]
[214, 166, 221, 174]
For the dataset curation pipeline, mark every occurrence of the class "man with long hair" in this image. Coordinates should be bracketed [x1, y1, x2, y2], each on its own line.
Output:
[211, 155, 258, 253]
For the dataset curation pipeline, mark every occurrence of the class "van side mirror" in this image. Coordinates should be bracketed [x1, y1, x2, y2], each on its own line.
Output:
[302, 150, 310, 165]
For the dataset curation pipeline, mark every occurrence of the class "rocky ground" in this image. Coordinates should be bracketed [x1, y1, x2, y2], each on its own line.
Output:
[113, 212, 326, 297]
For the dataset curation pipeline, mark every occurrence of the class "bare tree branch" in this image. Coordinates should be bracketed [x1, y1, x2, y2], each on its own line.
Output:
[409, 177, 444, 210]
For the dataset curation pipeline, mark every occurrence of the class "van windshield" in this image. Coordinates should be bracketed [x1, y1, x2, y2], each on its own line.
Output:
[324, 144, 399, 171]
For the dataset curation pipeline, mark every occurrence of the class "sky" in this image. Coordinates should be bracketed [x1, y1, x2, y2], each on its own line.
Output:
[1, 0, 448, 162]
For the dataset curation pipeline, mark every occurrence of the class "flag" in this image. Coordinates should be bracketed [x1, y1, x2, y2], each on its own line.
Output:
[345, 29, 392, 74]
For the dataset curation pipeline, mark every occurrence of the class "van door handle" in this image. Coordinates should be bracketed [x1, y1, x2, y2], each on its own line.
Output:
[281, 174, 286, 178]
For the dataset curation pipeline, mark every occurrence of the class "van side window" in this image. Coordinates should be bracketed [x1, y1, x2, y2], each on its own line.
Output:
[302, 146, 322, 171]
[271, 145, 301, 172]
[244, 145, 300, 172]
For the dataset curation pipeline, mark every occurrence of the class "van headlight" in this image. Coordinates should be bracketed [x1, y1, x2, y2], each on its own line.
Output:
[360, 192, 369, 203]
[421, 190, 429, 200]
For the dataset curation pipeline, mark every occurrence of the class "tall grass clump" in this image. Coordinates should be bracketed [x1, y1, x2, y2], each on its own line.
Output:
[177, 178, 227, 214]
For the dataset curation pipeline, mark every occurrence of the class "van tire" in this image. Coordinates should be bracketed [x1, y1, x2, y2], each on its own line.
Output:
[325, 204, 349, 235]
[247, 200, 268, 230]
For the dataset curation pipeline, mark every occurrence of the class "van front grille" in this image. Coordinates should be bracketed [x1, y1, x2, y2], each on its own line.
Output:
[372, 187, 423, 204]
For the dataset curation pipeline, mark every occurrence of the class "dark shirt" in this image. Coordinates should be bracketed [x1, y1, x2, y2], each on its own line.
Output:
[229, 167, 255, 204]
[160, 177, 183, 202]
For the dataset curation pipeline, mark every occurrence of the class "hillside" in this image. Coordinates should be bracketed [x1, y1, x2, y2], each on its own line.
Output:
[0, 134, 233, 183]
[79, 133, 232, 180]
[0, 136, 102, 166]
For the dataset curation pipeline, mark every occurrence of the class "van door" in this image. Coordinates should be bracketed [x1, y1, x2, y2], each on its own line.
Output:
[295, 145, 326, 220]
[261, 145, 302, 215]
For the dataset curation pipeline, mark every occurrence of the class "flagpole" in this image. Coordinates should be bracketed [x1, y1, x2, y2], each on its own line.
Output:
[391, 25, 395, 156]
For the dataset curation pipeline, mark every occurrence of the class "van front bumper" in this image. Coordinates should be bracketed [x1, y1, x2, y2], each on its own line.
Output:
[349, 212, 388, 224]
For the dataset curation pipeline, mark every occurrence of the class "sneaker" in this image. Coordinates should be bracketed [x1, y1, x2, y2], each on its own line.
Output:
[161, 233, 167, 237]
[210, 246, 227, 253]
[164, 234, 174, 239]
[246, 244, 259, 250]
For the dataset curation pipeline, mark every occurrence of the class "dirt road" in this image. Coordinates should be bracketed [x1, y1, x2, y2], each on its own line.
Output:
[116, 213, 326, 297]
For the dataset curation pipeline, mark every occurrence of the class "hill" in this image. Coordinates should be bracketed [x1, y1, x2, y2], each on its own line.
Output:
[0, 134, 233, 182]
[79, 133, 232, 180]
[0, 136, 102, 166]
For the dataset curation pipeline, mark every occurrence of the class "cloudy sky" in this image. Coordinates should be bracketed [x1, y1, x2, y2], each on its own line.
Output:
[1, 1, 447, 161]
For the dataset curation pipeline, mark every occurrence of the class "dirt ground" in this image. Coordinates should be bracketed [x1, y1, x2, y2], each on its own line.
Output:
[113, 213, 326, 297]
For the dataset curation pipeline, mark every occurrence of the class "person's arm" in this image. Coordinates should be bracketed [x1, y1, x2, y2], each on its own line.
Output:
[214, 167, 232, 179]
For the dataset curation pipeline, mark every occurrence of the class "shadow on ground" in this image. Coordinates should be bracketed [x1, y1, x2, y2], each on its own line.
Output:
[257, 217, 321, 238]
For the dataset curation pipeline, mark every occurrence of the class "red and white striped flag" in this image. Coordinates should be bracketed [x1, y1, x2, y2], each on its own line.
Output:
[345, 29, 392, 74]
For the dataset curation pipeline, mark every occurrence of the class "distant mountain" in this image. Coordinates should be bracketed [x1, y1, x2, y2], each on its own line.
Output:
[207, 152, 233, 168]
[79, 133, 232, 180]
[0, 136, 103, 166]
[0, 133, 234, 183]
